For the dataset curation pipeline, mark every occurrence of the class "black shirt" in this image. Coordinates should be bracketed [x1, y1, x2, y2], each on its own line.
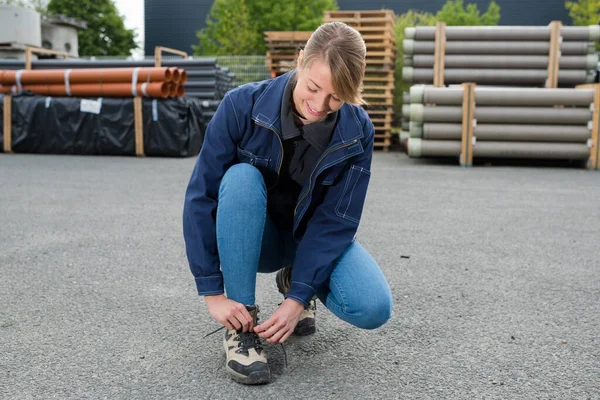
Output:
[267, 71, 338, 230]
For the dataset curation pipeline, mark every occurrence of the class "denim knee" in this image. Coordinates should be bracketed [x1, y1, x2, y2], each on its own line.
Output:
[350, 292, 393, 330]
[219, 163, 266, 204]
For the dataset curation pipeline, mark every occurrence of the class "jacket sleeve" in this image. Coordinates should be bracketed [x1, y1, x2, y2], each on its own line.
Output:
[183, 92, 242, 296]
[286, 128, 375, 307]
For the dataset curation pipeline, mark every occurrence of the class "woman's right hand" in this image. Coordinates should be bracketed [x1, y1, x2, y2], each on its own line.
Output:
[204, 294, 254, 332]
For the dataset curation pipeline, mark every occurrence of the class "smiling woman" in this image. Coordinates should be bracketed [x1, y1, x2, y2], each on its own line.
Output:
[183, 21, 393, 385]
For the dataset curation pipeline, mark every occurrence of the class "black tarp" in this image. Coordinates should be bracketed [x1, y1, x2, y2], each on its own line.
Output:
[0, 94, 205, 157]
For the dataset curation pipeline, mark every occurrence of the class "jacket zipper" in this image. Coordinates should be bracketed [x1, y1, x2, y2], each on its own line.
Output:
[254, 120, 284, 190]
[294, 139, 358, 217]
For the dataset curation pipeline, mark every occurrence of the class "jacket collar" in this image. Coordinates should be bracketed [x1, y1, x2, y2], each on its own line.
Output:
[251, 70, 365, 146]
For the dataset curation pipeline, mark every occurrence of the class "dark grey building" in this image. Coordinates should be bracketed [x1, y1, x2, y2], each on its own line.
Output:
[145, 0, 573, 56]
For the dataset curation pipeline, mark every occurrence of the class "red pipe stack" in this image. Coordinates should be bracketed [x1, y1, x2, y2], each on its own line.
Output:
[0, 67, 186, 98]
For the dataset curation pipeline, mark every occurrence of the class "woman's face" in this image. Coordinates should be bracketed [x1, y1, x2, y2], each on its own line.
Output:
[293, 52, 345, 125]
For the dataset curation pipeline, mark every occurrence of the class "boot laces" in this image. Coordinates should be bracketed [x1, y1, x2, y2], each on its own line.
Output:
[203, 314, 288, 368]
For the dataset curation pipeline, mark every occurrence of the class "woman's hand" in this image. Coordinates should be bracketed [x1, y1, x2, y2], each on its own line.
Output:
[254, 298, 305, 343]
[205, 294, 254, 332]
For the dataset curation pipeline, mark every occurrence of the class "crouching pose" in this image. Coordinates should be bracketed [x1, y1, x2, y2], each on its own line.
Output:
[183, 21, 393, 385]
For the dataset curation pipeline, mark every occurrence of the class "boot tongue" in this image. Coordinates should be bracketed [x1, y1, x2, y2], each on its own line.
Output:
[245, 305, 259, 325]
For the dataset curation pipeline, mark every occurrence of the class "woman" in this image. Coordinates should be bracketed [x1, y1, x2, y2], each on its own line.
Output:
[183, 21, 393, 385]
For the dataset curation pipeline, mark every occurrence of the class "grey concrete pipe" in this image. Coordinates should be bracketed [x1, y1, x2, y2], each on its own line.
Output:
[409, 123, 591, 142]
[405, 25, 600, 41]
[409, 86, 595, 107]
[403, 40, 595, 55]
[403, 92, 410, 104]
[402, 67, 595, 85]
[407, 138, 590, 160]
[409, 54, 598, 69]
[409, 104, 593, 124]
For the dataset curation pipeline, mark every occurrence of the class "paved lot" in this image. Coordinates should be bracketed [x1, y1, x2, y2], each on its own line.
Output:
[1, 152, 599, 399]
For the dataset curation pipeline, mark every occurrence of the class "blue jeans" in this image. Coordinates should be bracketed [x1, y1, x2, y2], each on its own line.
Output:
[216, 164, 393, 330]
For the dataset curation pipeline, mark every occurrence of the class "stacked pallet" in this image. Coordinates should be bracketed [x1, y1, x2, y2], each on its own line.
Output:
[325, 10, 396, 151]
[402, 84, 600, 169]
[403, 24, 600, 87]
[264, 31, 312, 77]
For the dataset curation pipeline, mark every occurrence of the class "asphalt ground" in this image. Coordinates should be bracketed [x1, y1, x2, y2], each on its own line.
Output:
[1, 152, 599, 399]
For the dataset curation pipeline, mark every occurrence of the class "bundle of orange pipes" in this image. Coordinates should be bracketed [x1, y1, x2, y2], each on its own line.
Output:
[0, 67, 188, 98]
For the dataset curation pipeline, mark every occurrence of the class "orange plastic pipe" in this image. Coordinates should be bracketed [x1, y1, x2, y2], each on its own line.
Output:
[176, 84, 185, 97]
[178, 69, 188, 83]
[168, 83, 177, 97]
[168, 68, 181, 84]
[10, 82, 172, 98]
[0, 68, 175, 85]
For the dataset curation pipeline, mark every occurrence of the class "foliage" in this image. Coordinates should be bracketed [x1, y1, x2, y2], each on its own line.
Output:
[565, 0, 600, 26]
[193, 0, 338, 56]
[46, 0, 137, 56]
[436, 0, 500, 26]
[193, 0, 260, 56]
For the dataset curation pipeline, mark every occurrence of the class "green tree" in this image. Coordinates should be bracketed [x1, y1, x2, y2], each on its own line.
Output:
[565, 0, 600, 26]
[193, 0, 260, 55]
[193, 0, 338, 56]
[436, 0, 500, 26]
[46, 0, 137, 56]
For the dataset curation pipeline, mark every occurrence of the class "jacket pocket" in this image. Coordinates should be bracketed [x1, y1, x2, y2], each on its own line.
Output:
[335, 165, 371, 224]
[236, 146, 270, 168]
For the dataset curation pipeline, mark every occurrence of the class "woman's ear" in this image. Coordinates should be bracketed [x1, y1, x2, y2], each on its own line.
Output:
[297, 50, 304, 70]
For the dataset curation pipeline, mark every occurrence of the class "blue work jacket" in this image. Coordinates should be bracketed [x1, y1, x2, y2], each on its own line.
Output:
[183, 71, 375, 306]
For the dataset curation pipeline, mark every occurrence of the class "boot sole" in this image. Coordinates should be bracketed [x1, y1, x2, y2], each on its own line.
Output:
[226, 365, 271, 385]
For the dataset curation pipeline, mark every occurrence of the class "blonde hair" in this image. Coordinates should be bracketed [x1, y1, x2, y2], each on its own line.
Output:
[300, 22, 367, 105]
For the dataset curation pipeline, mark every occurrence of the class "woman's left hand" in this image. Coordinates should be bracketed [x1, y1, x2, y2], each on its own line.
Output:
[254, 298, 305, 343]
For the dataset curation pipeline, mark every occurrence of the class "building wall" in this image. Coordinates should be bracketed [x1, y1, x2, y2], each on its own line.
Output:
[145, 0, 213, 56]
[336, 0, 571, 26]
[144, 0, 574, 56]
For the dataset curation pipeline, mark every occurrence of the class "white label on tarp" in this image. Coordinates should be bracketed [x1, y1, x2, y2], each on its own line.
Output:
[80, 99, 102, 114]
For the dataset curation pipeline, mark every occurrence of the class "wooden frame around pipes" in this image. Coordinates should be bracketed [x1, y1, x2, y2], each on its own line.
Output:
[3, 95, 11, 153]
[576, 83, 600, 170]
[546, 21, 562, 89]
[459, 83, 476, 167]
[433, 22, 446, 88]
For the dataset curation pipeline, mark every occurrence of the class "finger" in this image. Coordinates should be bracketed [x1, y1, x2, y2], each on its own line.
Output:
[258, 321, 283, 339]
[254, 316, 274, 333]
[279, 329, 294, 344]
[234, 310, 249, 332]
[228, 316, 242, 331]
[267, 326, 289, 343]
[221, 319, 233, 331]
[237, 304, 254, 325]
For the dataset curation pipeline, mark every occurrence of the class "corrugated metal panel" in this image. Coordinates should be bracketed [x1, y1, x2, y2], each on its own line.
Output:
[143, 0, 574, 56]
[336, 0, 570, 25]
[144, 0, 213, 56]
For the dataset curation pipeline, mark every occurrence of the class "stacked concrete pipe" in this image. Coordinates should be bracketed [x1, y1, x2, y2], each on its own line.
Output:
[403, 25, 600, 86]
[404, 85, 594, 160]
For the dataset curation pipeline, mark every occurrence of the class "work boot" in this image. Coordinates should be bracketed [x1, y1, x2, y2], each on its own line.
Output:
[223, 305, 271, 384]
[275, 266, 316, 336]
